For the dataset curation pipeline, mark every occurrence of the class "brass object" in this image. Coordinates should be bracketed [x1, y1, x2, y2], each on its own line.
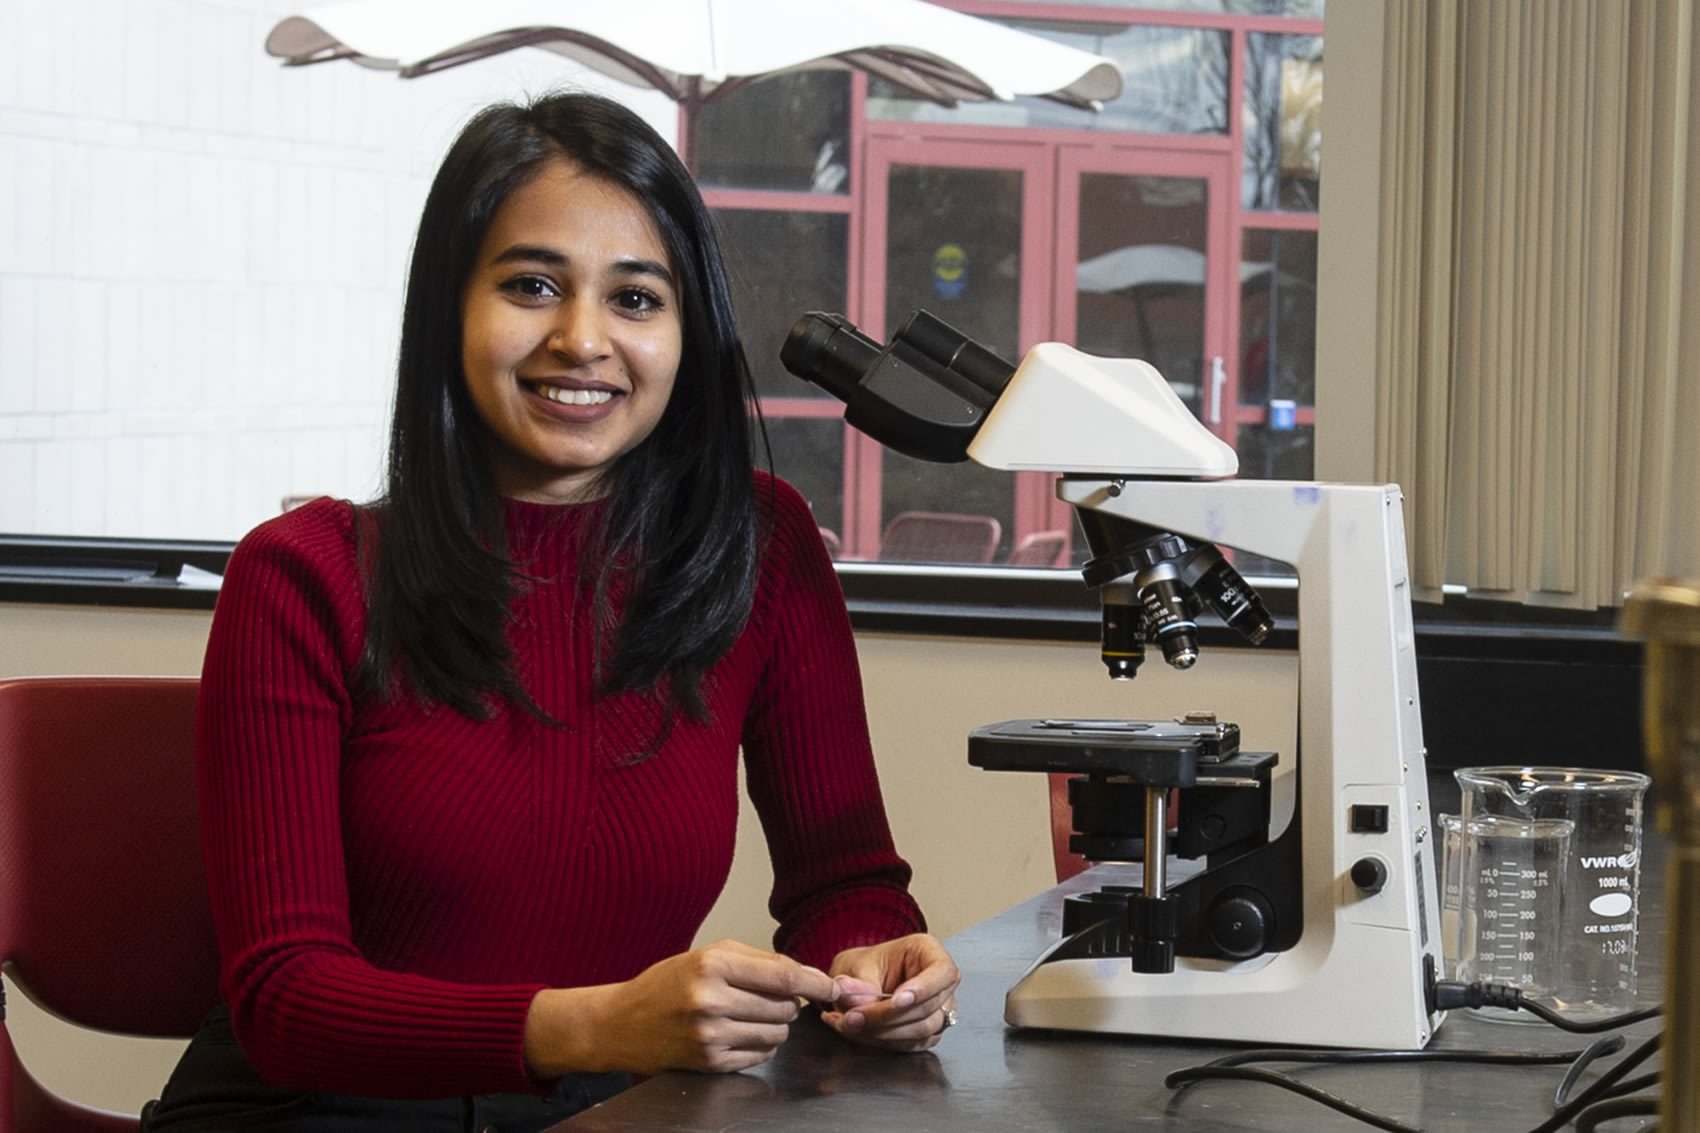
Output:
[1620, 578, 1700, 1131]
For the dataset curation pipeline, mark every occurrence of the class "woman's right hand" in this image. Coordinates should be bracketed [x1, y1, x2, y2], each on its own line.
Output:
[523, 939, 840, 1078]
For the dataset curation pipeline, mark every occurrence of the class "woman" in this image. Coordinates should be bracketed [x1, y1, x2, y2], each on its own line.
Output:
[146, 90, 959, 1131]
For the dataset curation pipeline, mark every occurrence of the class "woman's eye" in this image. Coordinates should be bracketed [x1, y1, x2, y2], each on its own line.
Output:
[500, 275, 557, 300]
[613, 287, 664, 314]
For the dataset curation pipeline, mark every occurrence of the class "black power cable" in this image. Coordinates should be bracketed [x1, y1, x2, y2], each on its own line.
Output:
[1165, 1045, 1617, 1133]
[1200, 1042, 1623, 1072]
[1165, 1064, 1425, 1132]
[1557, 1034, 1632, 1102]
[1434, 980, 1662, 1034]
[1163, 980, 1662, 1132]
[1524, 1032, 1660, 1133]
[1572, 1097, 1658, 1132]
[1553, 1036, 1653, 1107]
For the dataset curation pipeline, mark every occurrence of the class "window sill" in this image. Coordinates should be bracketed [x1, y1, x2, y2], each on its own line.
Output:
[2, 538, 1644, 770]
[0, 538, 1643, 665]
[0, 536, 227, 610]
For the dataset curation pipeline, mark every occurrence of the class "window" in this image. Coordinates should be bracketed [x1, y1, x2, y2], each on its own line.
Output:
[703, 3, 1325, 569]
[713, 207, 851, 399]
[693, 71, 852, 193]
[868, 21, 1231, 137]
[0, 4, 682, 543]
[1236, 226, 1317, 480]
[1242, 33, 1323, 212]
[2, 0, 1325, 607]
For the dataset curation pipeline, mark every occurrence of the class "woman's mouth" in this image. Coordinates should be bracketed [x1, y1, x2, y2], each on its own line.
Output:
[530, 382, 615, 407]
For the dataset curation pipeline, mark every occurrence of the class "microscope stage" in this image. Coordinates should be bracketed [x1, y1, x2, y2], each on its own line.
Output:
[967, 718, 1254, 787]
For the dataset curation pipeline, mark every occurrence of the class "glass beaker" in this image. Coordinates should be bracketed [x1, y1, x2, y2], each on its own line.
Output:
[1445, 812, 1573, 1022]
[1455, 766, 1650, 1022]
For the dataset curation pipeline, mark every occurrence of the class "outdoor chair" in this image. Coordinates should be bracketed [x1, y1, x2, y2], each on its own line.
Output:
[878, 511, 1002, 565]
[1004, 530, 1070, 568]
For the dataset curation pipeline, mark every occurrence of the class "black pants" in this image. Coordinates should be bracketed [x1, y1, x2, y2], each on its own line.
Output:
[143, 1006, 631, 1132]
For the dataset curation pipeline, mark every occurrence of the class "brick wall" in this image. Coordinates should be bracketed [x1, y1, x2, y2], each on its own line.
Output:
[0, 0, 675, 539]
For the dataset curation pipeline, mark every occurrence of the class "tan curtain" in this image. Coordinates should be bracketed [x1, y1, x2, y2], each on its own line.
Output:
[1376, 0, 1698, 608]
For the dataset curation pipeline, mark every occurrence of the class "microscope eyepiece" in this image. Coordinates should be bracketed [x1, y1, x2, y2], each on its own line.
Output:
[780, 312, 883, 405]
[890, 310, 1016, 402]
[780, 310, 1012, 464]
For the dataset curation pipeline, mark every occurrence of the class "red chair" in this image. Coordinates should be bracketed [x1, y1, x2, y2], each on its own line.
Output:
[0, 676, 219, 1133]
[878, 511, 1002, 565]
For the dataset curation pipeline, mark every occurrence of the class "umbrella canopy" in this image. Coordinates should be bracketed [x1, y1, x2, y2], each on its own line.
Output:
[265, 0, 1124, 110]
[1076, 245, 1274, 294]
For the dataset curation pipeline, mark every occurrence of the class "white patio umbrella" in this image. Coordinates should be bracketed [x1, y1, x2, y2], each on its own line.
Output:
[265, 0, 1124, 162]
[1076, 245, 1275, 295]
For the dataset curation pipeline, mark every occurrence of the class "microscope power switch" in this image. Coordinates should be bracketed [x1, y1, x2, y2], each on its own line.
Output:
[1348, 804, 1390, 834]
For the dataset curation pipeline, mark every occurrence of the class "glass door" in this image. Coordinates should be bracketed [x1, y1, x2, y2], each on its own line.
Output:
[1056, 145, 1235, 443]
[855, 137, 1053, 564]
[853, 138, 1235, 564]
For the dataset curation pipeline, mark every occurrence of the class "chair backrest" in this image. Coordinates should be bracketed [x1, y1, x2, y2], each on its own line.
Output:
[1005, 530, 1071, 568]
[878, 511, 1002, 565]
[0, 676, 220, 1133]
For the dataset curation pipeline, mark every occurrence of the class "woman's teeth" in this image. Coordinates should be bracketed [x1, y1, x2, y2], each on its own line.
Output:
[539, 386, 613, 406]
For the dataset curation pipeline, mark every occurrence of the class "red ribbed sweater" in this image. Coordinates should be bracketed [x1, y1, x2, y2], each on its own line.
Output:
[196, 474, 923, 1098]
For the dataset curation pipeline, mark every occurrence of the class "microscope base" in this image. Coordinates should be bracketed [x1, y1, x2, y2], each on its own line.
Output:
[1005, 916, 1442, 1050]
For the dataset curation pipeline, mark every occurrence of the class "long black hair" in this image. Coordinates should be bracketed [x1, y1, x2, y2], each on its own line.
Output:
[356, 90, 766, 723]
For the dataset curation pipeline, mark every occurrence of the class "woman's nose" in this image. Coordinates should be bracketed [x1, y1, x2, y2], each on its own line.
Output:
[547, 298, 607, 362]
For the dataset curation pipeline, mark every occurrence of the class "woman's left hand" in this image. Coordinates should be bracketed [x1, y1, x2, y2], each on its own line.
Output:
[818, 933, 961, 1052]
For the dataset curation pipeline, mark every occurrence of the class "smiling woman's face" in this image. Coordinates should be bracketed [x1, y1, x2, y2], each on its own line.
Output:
[459, 156, 683, 504]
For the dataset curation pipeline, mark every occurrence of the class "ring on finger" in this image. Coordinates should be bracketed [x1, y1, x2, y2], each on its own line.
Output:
[939, 1005, 958, 1033]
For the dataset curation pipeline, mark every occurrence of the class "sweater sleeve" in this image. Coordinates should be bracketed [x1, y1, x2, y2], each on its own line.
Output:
[197, 502, 547, 1097]
[738, 478, 927, 970]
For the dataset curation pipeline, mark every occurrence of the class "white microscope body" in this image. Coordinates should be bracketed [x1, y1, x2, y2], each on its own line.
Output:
[780, 313, 1446, 1051]
[970, 342, 1446, 1051]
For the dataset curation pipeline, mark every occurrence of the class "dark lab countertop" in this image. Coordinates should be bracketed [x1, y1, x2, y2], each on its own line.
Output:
[556, 839, 1668, 1132]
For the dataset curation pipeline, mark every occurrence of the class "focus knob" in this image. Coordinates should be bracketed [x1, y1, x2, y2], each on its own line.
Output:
[1209, 889, 1273, 960]
[1351, 856, 1390, 894]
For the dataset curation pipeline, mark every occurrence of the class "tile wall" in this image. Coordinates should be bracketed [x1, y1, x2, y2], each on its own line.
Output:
[0, 0, 674, 539]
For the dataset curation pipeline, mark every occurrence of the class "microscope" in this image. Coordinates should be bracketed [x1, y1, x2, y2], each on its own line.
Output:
[782, 310, 1447, 1050]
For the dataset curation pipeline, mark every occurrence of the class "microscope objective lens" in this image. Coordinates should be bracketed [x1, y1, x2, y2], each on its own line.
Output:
[1099, 599, 1147, 679]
